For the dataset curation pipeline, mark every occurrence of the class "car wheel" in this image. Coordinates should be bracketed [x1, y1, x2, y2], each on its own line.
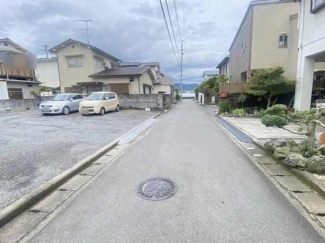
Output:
[115, 105, 120, 112]
[62, 106, 70, 115]
[100, 107, 105, 115]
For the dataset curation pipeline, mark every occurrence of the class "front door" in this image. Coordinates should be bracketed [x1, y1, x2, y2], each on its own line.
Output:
[143, 85, 151, 94]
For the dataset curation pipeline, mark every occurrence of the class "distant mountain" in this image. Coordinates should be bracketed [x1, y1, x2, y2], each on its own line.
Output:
[174, 83, 198, 92]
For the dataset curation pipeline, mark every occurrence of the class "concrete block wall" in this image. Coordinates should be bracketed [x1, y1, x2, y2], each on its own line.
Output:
[0, 97, 53, 112]
[117, 94, 164, 110]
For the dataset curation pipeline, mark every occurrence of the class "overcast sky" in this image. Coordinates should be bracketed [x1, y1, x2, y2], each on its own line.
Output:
[0, 0, 251, 84]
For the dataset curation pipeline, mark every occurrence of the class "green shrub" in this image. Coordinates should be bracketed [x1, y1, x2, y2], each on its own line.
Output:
[219, 101, 232, 113]
[232, 108, 247, 116]
[265, 104, 288, 116]
[261, 114, 287, 128]
[257, 108, 266, 117]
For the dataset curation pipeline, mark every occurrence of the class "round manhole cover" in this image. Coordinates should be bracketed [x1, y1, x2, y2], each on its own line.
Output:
[137, 178, 177, 201]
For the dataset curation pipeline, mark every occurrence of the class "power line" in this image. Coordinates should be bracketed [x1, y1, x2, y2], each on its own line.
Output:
[159, 0, 180, 66]
[173, 0, 182, 42]
[183, 40, 228, 53]
[164, 0, 179, 58]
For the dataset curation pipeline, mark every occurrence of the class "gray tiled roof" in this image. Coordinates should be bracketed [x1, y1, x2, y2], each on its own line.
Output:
[89, 66, 149, 78]
[49, 39, 121, 62]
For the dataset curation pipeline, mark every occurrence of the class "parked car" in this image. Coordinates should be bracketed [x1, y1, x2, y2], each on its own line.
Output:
[79, 92, 120, 115]
[39, 93, 84, 115]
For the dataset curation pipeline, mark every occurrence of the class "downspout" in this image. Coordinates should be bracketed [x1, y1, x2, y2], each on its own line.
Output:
[56, 55, 62, 93]
[138, 77, 141, 94]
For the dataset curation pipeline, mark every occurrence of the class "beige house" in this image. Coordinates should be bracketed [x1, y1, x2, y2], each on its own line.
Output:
[49, 39, 121, 94]
[89, 66, 155, 94]
[229, 0, 299, 82]
[0, 38, 40, 100]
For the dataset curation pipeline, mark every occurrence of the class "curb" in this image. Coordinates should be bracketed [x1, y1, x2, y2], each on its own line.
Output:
[0, 111, 162, 228]
[218, 115, 325, 202]
[0, 140, 118, 228]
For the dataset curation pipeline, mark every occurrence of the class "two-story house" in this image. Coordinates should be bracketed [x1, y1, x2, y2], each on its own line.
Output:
[49, 39, 121, 94]
[50, 39, 163, 95]
[202, 70, 219, 80]
[216, 56, 230, 76]
[229, 0, 300, 82]
[294, 0, 325, 110]
[0, 38, 40, 100]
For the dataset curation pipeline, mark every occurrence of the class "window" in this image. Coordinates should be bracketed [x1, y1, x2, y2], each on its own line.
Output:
[109, 93, 116, 99]
[279, 34, 288, 48]
[74, 95, 83, 100]
[94, 56, 105, 70]
[241, 72, 247, 83]
[67, 56, 83, 68]
[8, 88, 23, 99]
[241, 43, 246, 53]
[311, 0, 325, 13]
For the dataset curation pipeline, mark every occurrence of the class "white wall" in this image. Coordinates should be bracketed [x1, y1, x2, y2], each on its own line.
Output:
[35, 59, 60, 88]
[152, 85, 172, 94]
[295, 0, 325, 110]
[7, 82, 39, 99]
[0, 81, 9, 99]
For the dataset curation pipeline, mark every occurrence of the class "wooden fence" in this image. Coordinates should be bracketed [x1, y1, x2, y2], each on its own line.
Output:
[219, 82, 247, 94]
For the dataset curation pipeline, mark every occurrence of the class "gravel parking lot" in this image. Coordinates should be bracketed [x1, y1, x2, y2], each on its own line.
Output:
[0, 109, 157, 209]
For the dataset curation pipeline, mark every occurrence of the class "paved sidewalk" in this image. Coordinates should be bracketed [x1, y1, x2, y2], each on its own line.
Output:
[23, 101, 324, 242]
[223, 117, 306, 144]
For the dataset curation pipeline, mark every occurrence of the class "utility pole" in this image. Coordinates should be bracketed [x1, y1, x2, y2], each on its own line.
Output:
[180, 40, 184, 100]
[75, 19, 92, 44]
[42, 45, 49, 59]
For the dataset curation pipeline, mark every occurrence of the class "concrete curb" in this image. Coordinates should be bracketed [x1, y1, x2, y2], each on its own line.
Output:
[218, 114, 325, 202]
[0, 111, 162, 228]
[0, 140, 118, 228]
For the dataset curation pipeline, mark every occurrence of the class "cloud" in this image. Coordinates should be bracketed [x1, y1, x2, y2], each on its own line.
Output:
[0, 0, 252, 83]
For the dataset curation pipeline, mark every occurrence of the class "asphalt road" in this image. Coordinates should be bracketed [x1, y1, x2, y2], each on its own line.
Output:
[0, 110, 156, 210]
[28, 101, 324, 243]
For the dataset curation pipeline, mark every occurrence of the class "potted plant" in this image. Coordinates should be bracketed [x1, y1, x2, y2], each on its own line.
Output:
[220, 93, 228, 98]
[313, 87, 324, 95]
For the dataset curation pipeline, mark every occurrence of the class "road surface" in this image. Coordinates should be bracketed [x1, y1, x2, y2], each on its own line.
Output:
[28, 100, 324, 243]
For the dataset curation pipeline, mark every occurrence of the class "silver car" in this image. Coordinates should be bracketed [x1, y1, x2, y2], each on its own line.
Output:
[39, 93, 84, 115]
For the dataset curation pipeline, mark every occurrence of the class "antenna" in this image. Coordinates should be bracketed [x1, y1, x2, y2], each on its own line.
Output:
[75, 19, 92, 44]
[42, 45, 49, 59]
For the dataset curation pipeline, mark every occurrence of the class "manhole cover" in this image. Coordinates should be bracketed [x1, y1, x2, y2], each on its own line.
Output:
[137, 178, 177, 201]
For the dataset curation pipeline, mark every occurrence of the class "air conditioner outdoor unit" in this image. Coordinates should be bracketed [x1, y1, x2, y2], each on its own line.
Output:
[104, 61, 110, 68]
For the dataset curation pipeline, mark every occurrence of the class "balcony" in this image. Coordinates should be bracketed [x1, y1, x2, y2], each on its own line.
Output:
[219, 82, 247, 94]
[0, 63, 35, 80]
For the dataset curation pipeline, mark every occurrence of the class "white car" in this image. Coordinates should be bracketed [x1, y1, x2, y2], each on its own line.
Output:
[79, 92, 120, 115]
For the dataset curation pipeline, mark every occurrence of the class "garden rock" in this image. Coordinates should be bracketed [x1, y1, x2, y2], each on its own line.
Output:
[284, 154, 307, 169]
[274, 146, 291, 159]
[306, 156, 325, 175]
[264, 139, 288, 153]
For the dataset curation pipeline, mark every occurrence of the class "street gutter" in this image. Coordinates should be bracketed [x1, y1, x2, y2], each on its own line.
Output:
[0, 111, 162, 228]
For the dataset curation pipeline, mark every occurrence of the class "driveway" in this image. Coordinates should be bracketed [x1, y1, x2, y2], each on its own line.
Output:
[0, 110, 157, 209]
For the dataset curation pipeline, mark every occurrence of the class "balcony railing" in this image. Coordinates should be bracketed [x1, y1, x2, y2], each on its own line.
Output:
[0, 63, 34, 80]
[219, 82, 247, 94]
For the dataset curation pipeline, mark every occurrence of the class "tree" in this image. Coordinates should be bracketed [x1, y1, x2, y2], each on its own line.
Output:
[174, 88, 181, 100]
[214, 74, 229, 94]
[247, 67, 295, 109]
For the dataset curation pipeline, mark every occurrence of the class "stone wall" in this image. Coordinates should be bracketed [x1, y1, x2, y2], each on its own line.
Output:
[117, 94, 166, 110]
[0, 97, 53, 112]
